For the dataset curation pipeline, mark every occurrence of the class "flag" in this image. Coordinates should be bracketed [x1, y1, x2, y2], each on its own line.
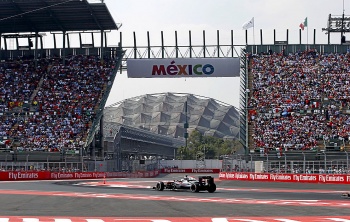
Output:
[242, 17, 254, 30]
[299, 17, 308, 30]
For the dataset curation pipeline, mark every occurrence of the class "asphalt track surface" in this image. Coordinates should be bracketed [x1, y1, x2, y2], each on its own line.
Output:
[0, 173, 350, 221]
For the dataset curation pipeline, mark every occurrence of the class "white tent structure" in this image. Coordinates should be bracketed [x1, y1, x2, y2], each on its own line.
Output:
[104, 93, 240, 140]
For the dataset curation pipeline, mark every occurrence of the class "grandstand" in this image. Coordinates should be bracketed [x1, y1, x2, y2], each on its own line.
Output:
[0, 0, 125, 170]
[240, 45, 350, 165]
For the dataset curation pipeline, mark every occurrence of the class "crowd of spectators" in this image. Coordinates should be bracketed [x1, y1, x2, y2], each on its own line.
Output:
[249, 50, 350, 151]
[0, 166, 81, 172]
[0, 55, 116, 153]
[0, 59, 47, 112]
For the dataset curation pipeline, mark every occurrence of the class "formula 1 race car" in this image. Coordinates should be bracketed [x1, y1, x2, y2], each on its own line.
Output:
[154, 175, 216, 193]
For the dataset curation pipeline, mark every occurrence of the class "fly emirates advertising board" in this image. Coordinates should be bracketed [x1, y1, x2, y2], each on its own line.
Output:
[127, 58, 240, 78]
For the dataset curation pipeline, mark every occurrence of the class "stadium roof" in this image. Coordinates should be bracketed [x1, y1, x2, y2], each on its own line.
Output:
[104, 93, 240, 140]
[0, 0, 119, 34]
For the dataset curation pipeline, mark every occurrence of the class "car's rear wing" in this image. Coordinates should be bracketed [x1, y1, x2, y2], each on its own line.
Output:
[198, 176, 214, 184]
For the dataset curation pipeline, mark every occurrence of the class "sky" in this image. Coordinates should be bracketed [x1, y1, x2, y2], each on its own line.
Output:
[2, 0, 348, 108]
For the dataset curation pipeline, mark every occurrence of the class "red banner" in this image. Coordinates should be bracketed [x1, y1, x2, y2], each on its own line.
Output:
[160, 168, 220, 173]
[0, 170, 159, 181]
[219, 172, 350, 184]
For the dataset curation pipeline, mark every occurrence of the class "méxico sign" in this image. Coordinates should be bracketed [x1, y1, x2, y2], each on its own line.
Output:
[127, 58, 240, 78]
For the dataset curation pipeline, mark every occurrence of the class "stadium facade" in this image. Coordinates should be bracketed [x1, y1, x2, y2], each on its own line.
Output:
[103, 93, 240, 140]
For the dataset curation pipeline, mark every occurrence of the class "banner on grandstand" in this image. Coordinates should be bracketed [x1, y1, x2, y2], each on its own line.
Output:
[127, 58, 240, 78]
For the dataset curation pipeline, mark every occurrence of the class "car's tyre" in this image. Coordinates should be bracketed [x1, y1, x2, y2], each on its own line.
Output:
[190, 183, 200, 193]
[207, 183, 216, 193]
[156, 182, 164, 191]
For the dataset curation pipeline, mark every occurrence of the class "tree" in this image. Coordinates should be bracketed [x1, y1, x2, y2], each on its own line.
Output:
[176, 130, 242, 159]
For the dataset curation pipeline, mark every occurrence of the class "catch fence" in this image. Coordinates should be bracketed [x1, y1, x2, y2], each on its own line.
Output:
[1, 152, 349, 174]
[0, 161, 84, 172]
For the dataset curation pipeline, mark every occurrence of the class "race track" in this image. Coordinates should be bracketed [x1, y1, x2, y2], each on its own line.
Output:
[0, 173, 350, 221]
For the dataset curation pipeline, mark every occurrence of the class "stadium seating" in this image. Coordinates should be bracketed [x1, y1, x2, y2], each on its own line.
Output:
[0, 58, 46, 112]
[248, 50, 350, 153]
[0, 55, 117, 155]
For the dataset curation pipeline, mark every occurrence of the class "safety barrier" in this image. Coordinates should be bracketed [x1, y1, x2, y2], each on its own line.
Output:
[0, 170, 159, 181]
[219, 172, 350, 184]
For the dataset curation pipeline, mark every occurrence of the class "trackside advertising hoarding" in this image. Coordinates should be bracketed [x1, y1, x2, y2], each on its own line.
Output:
[160, 168, 220, 173]
[0, 170, 159, 181]
[219, 172, 350, 184]
[127, 58, 240, 78]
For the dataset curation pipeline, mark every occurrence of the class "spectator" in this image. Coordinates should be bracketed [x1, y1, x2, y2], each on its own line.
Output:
[249, 50, 350, 151]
